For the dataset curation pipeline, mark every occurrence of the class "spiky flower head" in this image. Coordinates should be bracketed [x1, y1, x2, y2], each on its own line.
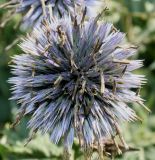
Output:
[9, 12, 147, 157]
[1, 0, 102, 28]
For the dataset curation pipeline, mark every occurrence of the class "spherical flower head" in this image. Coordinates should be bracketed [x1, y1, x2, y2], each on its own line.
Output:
[9, 12, 147, 155]
[1, 0, 102, 29]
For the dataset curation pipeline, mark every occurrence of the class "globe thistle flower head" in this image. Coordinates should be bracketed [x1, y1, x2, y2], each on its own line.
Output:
[0, 0, 102, 29]
[9, 11, 147, 157]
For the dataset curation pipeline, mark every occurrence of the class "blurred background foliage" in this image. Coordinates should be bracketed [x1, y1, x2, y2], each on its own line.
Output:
[0, 0, 155, 159]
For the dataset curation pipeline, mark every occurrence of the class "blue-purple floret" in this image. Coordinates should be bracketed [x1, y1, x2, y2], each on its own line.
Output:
[3, 0, 101, 28]
[9, 14, 146, 149]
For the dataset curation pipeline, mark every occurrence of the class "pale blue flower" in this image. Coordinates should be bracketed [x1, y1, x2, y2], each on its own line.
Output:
[9, 13, 146, 153]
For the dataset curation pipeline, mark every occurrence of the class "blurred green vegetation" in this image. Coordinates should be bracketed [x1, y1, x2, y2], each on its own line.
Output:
[1, 0, 155, 159]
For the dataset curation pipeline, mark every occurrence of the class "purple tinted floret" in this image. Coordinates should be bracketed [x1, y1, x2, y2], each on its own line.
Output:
[1, 0, 102, 28]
